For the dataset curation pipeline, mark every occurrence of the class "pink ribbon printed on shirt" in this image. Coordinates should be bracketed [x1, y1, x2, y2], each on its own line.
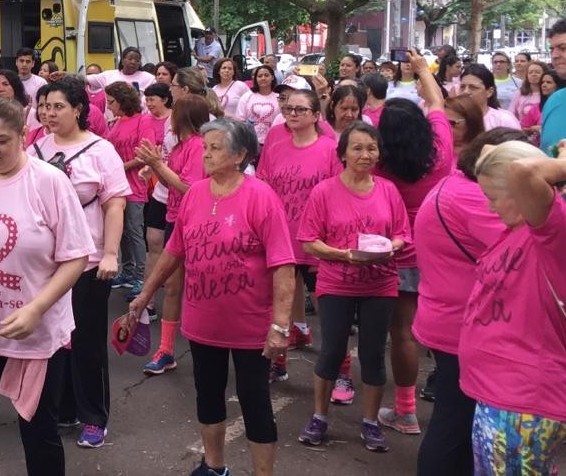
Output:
[0, 214, 22, 291]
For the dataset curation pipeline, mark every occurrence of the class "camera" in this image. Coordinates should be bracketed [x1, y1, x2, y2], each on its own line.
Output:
[390, 48, 409, 63]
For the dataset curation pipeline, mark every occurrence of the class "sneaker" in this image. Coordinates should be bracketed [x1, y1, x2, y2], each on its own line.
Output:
[126, 280, 143, 302]
[298, 415, 328, 446]
[190, 458, 230, 476]
[77, 424, 107, 448]
[58, 418, 81, 429]
[143, 350, 177, 375]
[146, 306, 158, 322]
[111, 273, 133, 289]
[361, 422, 389, 452]
[419, 369, 436, 402]
[288, 326, 313, 350]
[330, 375, 355, 405]
[268, 363, 288, 383]
[378, 408, 421, 435]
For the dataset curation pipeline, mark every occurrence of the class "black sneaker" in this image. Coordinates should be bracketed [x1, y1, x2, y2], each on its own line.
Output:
[420, 369, 436, 402]
[190, 458, 230, 476]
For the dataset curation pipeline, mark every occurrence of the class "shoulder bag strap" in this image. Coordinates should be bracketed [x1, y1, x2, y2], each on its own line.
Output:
[63, 139, 101, 166]
[435, 177, 477, 264]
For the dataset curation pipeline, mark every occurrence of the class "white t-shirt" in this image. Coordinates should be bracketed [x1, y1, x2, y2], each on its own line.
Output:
[21, 74, 47, 108]
[195, 38, 223, 79]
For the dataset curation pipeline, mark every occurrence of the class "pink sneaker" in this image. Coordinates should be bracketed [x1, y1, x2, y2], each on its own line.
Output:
[288, 326, 313, 350]
[330, 375, 355, 405]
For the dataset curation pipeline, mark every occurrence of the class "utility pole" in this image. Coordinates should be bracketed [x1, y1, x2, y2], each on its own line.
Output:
[384, 0, 391, 57]
[213, 0, 219, 32]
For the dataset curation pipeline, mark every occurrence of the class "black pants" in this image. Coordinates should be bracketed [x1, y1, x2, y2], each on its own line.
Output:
[316, 295, 393, 385]
[60, 267, 111, 427]
[0, 348, 66, 476]
[417, 349, 476, 476]
[189, 340, 277, 444]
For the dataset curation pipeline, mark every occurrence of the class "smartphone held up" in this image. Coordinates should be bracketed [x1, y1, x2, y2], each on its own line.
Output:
[390, 48, 409, 63]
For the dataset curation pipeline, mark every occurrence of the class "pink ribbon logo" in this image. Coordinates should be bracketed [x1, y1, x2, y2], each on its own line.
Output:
[0, 214, 22, 291]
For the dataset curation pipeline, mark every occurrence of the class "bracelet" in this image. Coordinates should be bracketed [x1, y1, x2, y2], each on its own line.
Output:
[271, 323, 290, 338]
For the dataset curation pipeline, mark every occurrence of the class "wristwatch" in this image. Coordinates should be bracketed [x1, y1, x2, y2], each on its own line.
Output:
[271, 323, 290, 338]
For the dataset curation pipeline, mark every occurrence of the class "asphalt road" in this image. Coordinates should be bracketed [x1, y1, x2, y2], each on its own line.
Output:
[0, 289, 564, 475]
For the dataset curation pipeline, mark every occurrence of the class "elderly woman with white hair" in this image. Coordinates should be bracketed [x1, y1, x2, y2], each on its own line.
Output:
[129, 118, 296, 476]
[459, 140, 566, 474]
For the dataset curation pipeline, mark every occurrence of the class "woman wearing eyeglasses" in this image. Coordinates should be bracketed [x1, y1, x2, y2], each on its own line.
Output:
[257, 89, 342, 383]
[26, 77, 130, 449]
[491, 52, 522, 110]
[445, 95, 485, 157]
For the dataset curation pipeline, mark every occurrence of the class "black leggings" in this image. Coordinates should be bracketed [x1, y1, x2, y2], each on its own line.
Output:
[417, 349, 476, 476]
[189, 340, 277, 444]
[0, 348, 66, 476]
[315, 295, 394, 386]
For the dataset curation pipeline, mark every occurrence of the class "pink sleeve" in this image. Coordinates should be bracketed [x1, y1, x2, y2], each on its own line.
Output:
[95, 142, 131, 203]
[256, 144, 270, 180]
[428, 110, 455, 171]
[297, 185, 326, 243]
[508, 90, 521, 117]
[179, 139, 205, 186]
[236, 91, 252, 121]
[140, 117, 156, 145]
[165, 197, 189, 258]
[388, 184, 412, 243]
[329, 149, 343, 176]
[88, 106, 109, 138]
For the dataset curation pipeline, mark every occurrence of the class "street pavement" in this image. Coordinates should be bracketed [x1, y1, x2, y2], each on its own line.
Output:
[1, 289, 565, 475]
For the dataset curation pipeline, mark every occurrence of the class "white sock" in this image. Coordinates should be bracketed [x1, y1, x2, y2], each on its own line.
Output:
[294, 322, 309, 333]
[363, 418, 378, 426]
[313, 413, 327, 422]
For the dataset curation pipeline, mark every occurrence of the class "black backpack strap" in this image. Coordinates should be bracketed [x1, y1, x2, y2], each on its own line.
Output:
[81, 195, 98, 208]
[33, 143, 45, 161]
[435, 177, 476, 264]
[63, 139, 101, 166]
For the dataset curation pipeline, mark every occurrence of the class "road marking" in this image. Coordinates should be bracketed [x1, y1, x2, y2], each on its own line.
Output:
[188, 396, 294, 454]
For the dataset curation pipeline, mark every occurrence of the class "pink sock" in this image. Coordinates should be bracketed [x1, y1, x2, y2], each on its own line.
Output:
[159, 319, 179, 355]
[395, 385, 416, 415]
[338, 351, 352, 377]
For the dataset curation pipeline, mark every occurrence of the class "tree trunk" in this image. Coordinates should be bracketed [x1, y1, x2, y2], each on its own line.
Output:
[470, 0, 484, 57]
[324, 1, 346, 64]
[425, 23, 438, 46]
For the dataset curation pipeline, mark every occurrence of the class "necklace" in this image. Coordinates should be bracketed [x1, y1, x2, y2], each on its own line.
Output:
[210, 175, 244, 215]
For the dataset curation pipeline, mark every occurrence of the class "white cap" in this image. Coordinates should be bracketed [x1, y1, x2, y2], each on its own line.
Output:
[274, 75, 312, 92]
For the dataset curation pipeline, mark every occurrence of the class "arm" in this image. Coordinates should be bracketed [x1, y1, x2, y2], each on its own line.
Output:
[303, 239, 349, 262]
[263, 264, 295, 359]
[137, 139, 188, 192]
[0, 257, 87, 339]
[507, 158, 566, 227]
[407, 49, 444, 112]
[97, 197, 126, 280]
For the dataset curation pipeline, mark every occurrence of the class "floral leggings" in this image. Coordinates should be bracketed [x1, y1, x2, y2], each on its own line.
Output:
[472, 402, 566, 476]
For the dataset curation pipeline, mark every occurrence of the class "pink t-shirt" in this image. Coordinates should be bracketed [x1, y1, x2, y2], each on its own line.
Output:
[141, 113, 168, 147]
[213, 81, 250, 118]
[484, 107, 521, 131]
[0, 156, 95, 359]
[362, 105, 384, 126]
[25, 127, 46, 149]
[87, 87, 106, 113]
[152, 116, 176, 204]
[26, 133, 131, 270]
[508, 91, 540, 123]
[459, 193, 566, 421]
[376, 109, 455, 268]
[87, 104, 109, 139]
[297, 175, 411, 297]
[21, 74, 47, 108]
[86, 70, 156, 95]
[520, 104, 542, 146]
[412, 171, 505, 355]
[107, 113, 156, 202]
[165, 176, 296, 349]
[257, 134, 342, 265]
[166, 135, 205, 223]
[236, 91, 280, 144]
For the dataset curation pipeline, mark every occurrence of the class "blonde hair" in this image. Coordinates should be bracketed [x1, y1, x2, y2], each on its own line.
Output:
[474, 140, 547, 185]
[175, 67, 224, 118]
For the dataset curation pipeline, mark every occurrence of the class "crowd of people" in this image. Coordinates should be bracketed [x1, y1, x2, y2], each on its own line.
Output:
[0, 18, 566, 476]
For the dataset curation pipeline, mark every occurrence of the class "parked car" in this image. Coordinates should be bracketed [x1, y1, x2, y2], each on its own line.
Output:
[277, 53, 296, 72]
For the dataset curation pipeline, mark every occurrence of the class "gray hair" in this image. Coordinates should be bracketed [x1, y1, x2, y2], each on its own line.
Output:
[201, 118, 258, 172]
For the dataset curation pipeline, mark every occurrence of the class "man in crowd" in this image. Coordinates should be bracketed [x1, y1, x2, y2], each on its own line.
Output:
[193, 26, 223, 86]
[16, 47, 47, 108]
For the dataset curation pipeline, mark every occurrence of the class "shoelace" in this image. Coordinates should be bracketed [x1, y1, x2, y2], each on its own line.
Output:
[83, 424, 102, 435]
[335, 377, 353, 391]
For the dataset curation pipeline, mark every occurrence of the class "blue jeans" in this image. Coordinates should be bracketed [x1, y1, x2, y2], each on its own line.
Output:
[121, 201, 146, 281]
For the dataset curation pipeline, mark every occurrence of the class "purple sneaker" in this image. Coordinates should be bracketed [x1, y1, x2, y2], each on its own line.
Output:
[77, 424, 107, 448]
[361, 422, 389, 452]
[298, 415, 328, 446]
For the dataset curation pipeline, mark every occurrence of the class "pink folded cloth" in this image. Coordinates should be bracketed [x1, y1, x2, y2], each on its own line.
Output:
[357, 233, 392, 253]
[0, 358, 48, 422]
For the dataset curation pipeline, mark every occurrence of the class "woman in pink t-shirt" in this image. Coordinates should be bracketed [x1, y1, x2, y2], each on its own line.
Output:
[85, 63, 107, 114]
[236, 65, 279, 147]
[105, 81, 156, 300]
[375, 50, 454, 435]
[136, 95, 209, 375]
[0, 98, 94, 475]
[508, 61, 548, 122]
[128, 118, 295, 476]
[26, 77, 131, 449]
[413, 128, 526, 476]
[297, 121, 411, 452]
[257, 89, 342, 383]
[361, 73, 387, 127]
[25, 84, 50, 148]
[212, 58, 250, 118]
[461, 141, 566, 474]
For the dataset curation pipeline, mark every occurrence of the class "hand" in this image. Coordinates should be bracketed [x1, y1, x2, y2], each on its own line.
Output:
[128, 293, 150, 325]
[0, 304, 43, 340]
[407, 48, 429, 75]
[138, 165, 153, 183]
[557, 139, 566, 158]
[136, 139, 162, 168]
[262, 326, 289, 360]
[345, 249, 394, 265]
[49, 71, 66, 82]
[97, 253, 118, 280]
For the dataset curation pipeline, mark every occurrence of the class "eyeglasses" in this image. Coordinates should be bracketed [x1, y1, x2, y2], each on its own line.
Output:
[281, 105, 313, 116]
[170, 83, 182, 88]
[448, 119, 466, 127]
[48, 152, 70, 177]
